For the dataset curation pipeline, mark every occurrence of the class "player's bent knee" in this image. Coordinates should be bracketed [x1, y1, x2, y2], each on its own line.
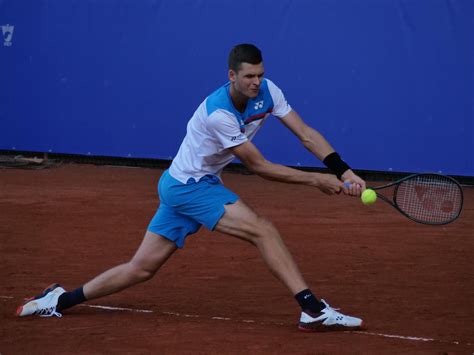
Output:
[127, 262, 156, 283]
[135, 268, 155, 283]
[252, 216, 279, 242]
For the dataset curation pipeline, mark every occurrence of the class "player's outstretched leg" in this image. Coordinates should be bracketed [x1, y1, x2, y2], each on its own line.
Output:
[16, 231, 177, 317]
[215, 199, 364, 332]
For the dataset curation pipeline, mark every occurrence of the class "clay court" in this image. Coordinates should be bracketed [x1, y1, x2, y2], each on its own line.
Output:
[1, 164, 473, 353]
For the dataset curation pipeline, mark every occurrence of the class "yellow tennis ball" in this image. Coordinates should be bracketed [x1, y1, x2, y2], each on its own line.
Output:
[361, 189, 377, 205]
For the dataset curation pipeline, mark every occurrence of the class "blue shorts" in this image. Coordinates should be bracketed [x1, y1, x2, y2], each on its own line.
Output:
[147, 170, 239, 248]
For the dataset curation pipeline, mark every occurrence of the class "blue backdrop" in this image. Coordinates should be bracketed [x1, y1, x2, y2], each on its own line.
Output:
[1, 0, 473, 176]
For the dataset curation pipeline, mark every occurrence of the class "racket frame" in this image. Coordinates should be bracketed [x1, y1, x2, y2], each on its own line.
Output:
[370, 173, 463, 225]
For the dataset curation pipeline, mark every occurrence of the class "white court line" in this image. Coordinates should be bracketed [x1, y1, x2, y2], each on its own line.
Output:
[0, 296, 14, 299]
[162, 311, 200, 318]
[79, 304, 153, 313]
[354, 331, 436, 343]
[76, 303, 471, 347]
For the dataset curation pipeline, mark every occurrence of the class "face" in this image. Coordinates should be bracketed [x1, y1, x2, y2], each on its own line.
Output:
[229, 62, 265, 99]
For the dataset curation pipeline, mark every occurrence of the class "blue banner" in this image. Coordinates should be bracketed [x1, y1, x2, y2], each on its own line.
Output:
[1, 0, 473, 176]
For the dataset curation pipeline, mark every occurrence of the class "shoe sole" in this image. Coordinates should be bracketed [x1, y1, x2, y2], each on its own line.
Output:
[15, 283, 61, 317]
[298, 320, 365, 333]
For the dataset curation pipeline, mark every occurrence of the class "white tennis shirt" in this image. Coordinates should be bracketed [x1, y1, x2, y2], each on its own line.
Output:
[169, 78, 292, 183]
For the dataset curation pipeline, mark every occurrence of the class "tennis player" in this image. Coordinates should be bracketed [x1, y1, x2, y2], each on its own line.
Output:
[17, 44, 366, 332]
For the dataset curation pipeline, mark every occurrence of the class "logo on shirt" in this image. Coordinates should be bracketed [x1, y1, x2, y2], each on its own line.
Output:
[254, 100, 264, 110]
[1, 24, 14, 47]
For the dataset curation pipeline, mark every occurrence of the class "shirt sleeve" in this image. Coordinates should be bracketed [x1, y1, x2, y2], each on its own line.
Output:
[207, 110, 248, 149]
[266, 79, 292, 118]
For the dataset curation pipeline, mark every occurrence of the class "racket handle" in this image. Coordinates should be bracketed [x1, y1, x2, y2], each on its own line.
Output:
[344, 182, 351, 189]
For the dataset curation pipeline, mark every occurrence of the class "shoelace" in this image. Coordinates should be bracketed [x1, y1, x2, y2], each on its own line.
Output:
[34, 306, 63, 318]
[320, 300, 347, 322]
[321, 299, 340, 312]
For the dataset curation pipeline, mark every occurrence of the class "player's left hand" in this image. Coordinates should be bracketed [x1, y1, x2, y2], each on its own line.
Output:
[341, 170, 366, 196]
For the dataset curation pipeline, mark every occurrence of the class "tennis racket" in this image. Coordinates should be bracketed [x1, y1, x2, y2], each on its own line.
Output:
[349, 173, 463, 225]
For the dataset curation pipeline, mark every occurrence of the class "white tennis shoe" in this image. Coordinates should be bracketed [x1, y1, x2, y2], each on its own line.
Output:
[298, 299, 364, 332]
[16, 284, 65, 318]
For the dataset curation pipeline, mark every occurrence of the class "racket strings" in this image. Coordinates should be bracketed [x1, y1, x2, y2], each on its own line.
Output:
[395, 175, 462, 224]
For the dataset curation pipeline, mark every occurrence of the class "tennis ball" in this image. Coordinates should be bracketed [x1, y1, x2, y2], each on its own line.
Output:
[361, 189, 377, 205]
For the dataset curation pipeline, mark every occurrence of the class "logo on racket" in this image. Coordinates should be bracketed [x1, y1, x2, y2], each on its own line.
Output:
[1, 24, 14, 47]
[414, 184, 454, 213]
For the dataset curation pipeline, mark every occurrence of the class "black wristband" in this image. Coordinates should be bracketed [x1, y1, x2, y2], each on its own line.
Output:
[323, 152, 351, 179]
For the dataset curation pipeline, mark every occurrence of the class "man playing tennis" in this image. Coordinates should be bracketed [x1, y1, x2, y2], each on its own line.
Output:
[17, 44, 366, 332]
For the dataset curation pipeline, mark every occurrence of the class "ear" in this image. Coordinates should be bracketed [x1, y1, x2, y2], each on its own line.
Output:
[228, 69, 236, 83]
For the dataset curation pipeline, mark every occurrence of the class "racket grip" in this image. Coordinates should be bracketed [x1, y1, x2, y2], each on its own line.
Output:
[344, 182, 351, 189]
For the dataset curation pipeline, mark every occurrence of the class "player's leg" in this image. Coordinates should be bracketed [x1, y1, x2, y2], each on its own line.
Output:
[175, 176, 329, 320]
[16, 170, 195, 318]
[16, 231, 177, 317]
[215, 199, 363, 331]
[82, 231, 177, 300]
[215, 199, 307, 295]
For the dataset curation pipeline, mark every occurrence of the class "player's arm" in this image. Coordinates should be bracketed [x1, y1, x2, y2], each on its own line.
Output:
[279, 110, 366, 193]
[229, 140, 343, 195]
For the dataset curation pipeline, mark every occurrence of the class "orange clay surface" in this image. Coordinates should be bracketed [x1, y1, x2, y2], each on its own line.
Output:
[1, 164, 473, 354]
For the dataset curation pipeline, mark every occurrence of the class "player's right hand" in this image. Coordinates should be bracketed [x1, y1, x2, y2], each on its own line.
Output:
[316, 173, 344, 195]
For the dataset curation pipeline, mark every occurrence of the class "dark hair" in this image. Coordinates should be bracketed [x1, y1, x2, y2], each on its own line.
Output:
[228, 44, 263, 72]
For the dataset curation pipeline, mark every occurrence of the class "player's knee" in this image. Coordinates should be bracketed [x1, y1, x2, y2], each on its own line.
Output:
[127, 262, 156, 283]
[251, 216, 278, 243]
